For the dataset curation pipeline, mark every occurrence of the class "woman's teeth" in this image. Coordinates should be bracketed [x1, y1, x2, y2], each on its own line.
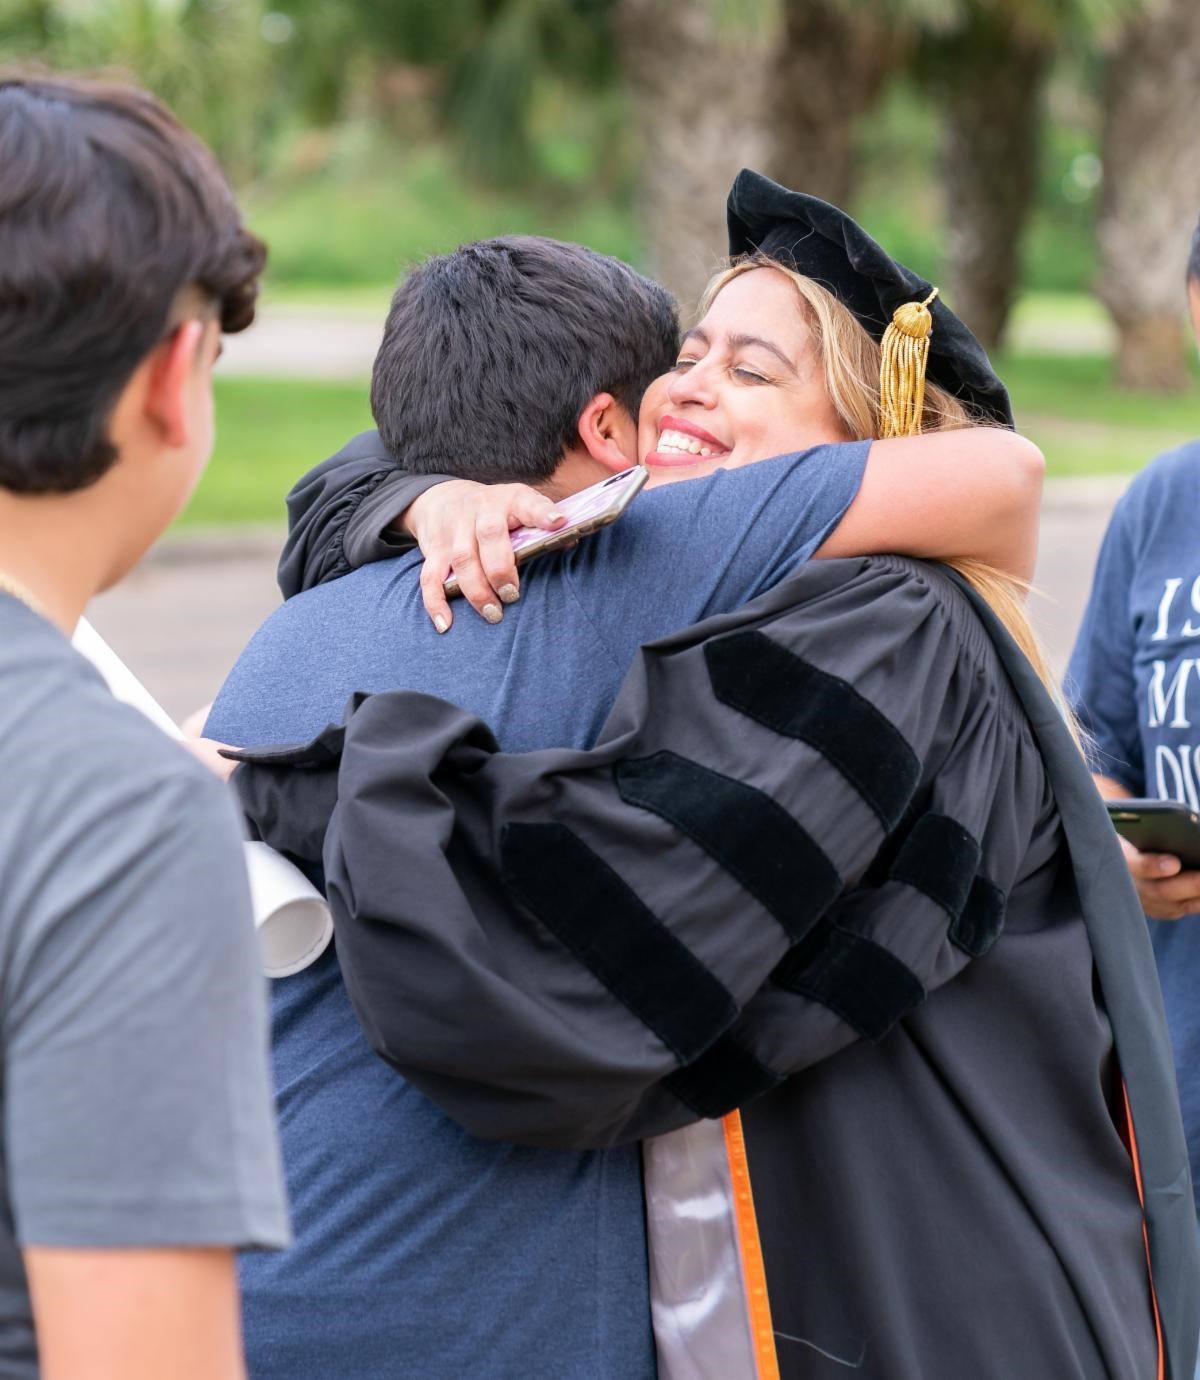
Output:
[657, 428, 716, 458]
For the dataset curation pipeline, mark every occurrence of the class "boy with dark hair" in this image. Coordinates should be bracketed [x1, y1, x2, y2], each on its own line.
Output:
[282, 233, 679, 597]
[371, 235, 679, 484]
[0, 73, 287, 1380]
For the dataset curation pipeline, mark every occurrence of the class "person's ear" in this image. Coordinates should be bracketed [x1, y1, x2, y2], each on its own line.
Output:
[143, 320, 206, 448]
[576, 393, 640, 472]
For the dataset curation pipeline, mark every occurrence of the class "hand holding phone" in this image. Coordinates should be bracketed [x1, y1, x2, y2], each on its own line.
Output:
[1105, 798, 1200, 919]
[1106, 798, 1200, 870]
[443, 467, 648, 599]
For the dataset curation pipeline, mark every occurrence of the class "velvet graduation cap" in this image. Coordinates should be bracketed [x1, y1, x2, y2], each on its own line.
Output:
[726, 168, 1015, 432]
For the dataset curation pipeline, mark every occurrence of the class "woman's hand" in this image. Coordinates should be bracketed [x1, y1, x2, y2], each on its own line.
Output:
[403, 480, 566, 632]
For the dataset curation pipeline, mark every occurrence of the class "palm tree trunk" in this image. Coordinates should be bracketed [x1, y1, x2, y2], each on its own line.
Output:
[614, 0, 775, 313]
[929, 16, 1050, 350]
[1097, 0, 1200, 392]
[615, 0, 902, 314]
[767, 0, 900, 208]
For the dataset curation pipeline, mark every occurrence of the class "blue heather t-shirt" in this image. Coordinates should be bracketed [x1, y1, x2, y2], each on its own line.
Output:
[1067, 440, 1200, 1204]
[208, 443, 869, 1380]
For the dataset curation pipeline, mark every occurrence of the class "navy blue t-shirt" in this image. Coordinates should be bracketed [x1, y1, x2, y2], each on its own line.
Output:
[208, 443, 869, 1380]
[1067, 440, 1200, 1203]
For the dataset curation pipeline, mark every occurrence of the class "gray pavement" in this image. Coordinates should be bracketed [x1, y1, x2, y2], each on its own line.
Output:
[217, 303, 383, 380]
[87, 529, 285, 725]
[85, 477, 1127, 726]
[1027, 477, 1129, 683]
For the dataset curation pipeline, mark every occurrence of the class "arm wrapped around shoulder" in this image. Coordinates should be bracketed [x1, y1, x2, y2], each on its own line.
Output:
[236, 556, 1053, 1147]
[277, 429, 448, 598]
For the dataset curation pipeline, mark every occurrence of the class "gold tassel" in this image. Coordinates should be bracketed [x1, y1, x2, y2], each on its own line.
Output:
[879, 287, 938, 438]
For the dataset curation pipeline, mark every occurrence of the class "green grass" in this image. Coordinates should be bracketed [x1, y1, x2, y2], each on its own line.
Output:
[999, 352, 1200, 477]
[1007, 292, 1110, 347]
[179, 378, 372, 527]
[259, 282, 394, 314]
[245, 145, 639, 290]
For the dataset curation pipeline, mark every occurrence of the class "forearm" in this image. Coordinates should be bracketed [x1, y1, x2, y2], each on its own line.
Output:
[278, 444, 396, 597]
[26, 1246, 245, 1380]
[277, 429, 451, 597]
[817, 429, 1045, 583]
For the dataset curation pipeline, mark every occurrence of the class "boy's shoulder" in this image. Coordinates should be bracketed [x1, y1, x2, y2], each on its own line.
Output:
[0, 602, 230, 838]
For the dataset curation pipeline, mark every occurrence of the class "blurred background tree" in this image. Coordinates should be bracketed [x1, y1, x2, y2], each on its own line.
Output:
[614, 0, 775, 303]
[2, 0, 1199, 400]
[0, 0, 271, 179]
[1095, 0, 1200, 390]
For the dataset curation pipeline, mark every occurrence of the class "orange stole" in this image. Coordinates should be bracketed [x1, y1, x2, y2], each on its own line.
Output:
[721, 1110, 780, 1380]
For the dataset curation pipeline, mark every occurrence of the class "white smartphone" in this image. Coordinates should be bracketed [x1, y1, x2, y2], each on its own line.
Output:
[444, 466, 648, 598]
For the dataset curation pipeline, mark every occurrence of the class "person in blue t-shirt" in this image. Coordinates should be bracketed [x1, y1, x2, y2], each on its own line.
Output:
[207, 207, 1043, 1379]
[1068, 214, 1200, 1323]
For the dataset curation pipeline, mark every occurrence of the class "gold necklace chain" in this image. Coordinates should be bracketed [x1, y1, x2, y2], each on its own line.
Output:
[0, 570, 47, 619]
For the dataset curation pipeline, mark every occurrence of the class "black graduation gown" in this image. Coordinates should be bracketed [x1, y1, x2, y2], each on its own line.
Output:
[275, 431, 432, 599]
[232, 556, 1199, 1380]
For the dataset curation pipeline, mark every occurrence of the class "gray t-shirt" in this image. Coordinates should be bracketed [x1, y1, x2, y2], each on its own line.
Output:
[0, 596, 289, 1376]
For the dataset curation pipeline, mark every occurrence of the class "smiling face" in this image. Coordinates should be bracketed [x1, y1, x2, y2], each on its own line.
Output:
[638, 266, 852, 479]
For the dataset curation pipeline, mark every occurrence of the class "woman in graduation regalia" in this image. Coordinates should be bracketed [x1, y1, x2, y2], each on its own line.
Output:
[226, 174, 1200, 1380]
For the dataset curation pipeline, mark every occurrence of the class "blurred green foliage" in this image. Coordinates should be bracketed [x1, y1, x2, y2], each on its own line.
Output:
[1000, 350, 1200, 475]
[0, 0, 274, 180]
[185, 376, 372, 526]
[853, 69, 1100, 299]
[243, 137, 640, 287]
[0, 0, 1108, 297]
[2, 0, 1190, 504]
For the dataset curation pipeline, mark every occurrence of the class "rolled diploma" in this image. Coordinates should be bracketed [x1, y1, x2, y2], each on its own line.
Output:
[72, 618, 333, 978]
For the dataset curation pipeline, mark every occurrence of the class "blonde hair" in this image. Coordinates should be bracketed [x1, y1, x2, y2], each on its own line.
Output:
[702, 255, 1061, 704]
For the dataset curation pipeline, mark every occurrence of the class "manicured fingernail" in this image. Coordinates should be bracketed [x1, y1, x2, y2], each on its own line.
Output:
[482, 603, 502, 624]
[498, 584, 519, 605]
[433, 614, 448, 634]
[547, 511, 565, 524]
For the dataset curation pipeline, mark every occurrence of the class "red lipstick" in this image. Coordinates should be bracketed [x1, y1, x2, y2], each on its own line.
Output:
[658, 415, 727, 449]
[645, 414, 731, 468]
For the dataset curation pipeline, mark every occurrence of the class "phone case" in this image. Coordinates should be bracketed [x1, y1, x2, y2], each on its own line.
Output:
[1106, 798, 1200, 869]
[444, 466, 648, 599]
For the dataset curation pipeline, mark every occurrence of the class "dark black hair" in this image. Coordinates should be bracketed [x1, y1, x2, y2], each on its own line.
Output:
[369, 236, 679, 483]
[0, 73, 266, 494]
[1188, 215, 1200, 288]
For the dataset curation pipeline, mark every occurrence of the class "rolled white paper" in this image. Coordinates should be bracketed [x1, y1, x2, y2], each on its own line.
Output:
[242, 841, 335, 978]
[72, 618, 183, 739]
[72, 618, 333, 978]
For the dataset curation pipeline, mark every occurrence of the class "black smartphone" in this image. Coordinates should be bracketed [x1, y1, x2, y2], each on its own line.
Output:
[444, 466, 648, 599]
[1106, 798, 1200, 870]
